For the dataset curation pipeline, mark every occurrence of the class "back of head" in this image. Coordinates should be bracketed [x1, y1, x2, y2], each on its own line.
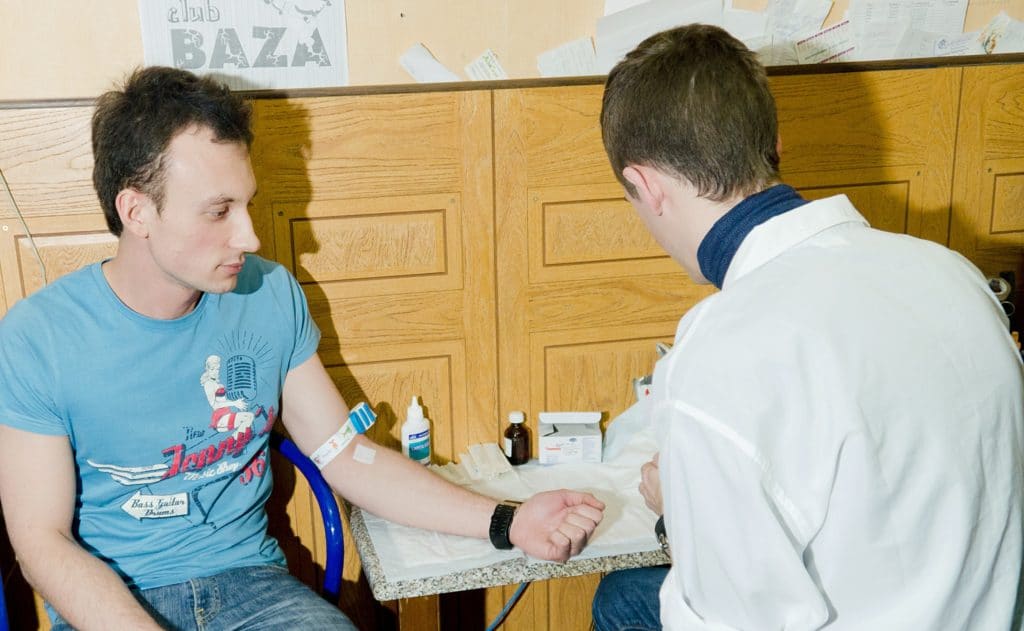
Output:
[601, 24, 780, 201]
[91, 66, 253, 236]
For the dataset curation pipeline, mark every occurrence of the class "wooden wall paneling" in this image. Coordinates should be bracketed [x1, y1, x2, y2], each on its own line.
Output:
[493, 85, 554, 631]
[396, 595, 440, 630]
[0, 213, 115, 313]
[788, 166, 920, 235]
[528, 183, 679, 283]
[531, 324, 677, 433]
[254, 90, 497, 627]
[494, 84, 711, 631]
[321, 341, 466, 462]
[548, 574, 604, 631]
[0, 108, 98, 220]
[498, 579, 547, 630]
[950, 64, 1024, 287]
[0, 236, 6, 312]
[256, 90, 497, 448]
[772, 68, 960, 244]
[0, 105, 103, 318]
[273, 193, 464, 300]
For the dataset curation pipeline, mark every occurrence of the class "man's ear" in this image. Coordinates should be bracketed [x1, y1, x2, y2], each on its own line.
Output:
[776, 134, 783, 158]
[115, 188, 152, 238]
[622, 165, 666, 215]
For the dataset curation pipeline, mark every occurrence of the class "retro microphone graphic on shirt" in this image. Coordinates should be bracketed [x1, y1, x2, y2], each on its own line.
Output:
[201, 354, 262, 434]
[87, 337, 278, 521]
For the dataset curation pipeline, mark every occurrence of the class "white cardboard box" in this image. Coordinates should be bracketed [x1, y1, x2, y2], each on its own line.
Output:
[538, 412, 602, 464]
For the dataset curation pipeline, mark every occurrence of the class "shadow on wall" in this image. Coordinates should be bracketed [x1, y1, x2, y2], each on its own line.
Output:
[237, 88, 389, 630]
[773, 65, 1024, 334]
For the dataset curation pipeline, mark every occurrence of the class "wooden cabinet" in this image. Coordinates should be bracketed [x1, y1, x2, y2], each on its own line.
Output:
[252, 91, 499, 463]
[773, 67, 959, 243]
[491, 85, 709, 630]
[1, 59, 1022, 630]
[0, 107, 115, 316]
[251, 91, 500, 630]
[951, 63, 1024, 295]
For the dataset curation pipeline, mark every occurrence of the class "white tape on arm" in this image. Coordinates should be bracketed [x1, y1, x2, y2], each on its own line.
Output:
[353, 443, 377, 464]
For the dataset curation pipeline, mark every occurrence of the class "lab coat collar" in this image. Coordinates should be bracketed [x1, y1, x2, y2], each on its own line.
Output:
[722, 194, 869, 288]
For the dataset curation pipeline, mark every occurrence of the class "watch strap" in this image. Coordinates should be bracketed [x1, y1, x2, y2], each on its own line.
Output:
[655, 514, 671, 557]
[489, 500, 522, 550]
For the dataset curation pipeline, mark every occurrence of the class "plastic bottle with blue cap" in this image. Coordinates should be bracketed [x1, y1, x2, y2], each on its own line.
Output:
[401, 396, 432, 465]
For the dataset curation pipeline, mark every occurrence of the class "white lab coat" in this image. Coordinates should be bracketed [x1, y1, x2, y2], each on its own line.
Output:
[656, 195, 1024, 630]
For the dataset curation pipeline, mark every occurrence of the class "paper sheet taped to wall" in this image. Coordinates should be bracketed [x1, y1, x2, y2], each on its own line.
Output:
[138, 0, 349, 89]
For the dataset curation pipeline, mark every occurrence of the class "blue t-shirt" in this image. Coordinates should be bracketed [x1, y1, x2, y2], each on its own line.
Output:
[0, 255, 320, 589]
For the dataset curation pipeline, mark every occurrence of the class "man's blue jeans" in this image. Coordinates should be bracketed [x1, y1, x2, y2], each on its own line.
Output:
[592, 565, 670, 631]
[49, 564, 356, 630]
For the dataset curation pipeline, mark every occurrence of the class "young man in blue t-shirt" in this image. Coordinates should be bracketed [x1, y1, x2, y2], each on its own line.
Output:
[0, 67, 605, 630]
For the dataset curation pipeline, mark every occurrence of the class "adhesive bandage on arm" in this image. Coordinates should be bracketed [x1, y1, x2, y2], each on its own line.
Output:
[352, 443, 377, 464]
[309, 402, 377, 469]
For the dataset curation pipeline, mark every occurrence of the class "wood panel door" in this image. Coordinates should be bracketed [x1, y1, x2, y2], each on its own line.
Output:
[950, 64, 1024, 300]
[493, 84, 711, 631]
[251, 90, 498, 629]
[772, 67, 960, 244]
[0, 106, 105, 319]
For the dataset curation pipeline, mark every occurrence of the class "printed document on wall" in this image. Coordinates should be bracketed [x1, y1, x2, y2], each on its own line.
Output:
[595, 0, 722, 73]
[849, 0, 969, 40]
[537, 37, 597, 77]
[138, 0, 349, 90]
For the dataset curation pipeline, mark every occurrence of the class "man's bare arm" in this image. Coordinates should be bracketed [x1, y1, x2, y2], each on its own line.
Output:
[280, 354, 605, 561]
[0, 425, 161, 630]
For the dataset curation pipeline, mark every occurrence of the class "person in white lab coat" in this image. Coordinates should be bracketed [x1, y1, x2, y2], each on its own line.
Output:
[592, 23, 1024, 631]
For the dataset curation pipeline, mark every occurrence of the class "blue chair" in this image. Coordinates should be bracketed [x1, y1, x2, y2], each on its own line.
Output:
[270, 433, 345, 603]
[0, 568, 8, 631]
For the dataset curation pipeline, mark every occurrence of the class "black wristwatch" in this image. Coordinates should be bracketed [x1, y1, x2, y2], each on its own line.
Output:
[655, 515, 671, 557]
[489, 500, 523, 550]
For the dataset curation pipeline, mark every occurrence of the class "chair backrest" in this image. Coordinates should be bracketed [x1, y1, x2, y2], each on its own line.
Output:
[269, 433, 344, 603]
[0, 569, 8, 631]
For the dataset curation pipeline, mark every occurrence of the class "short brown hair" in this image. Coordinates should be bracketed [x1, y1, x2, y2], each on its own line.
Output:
[91, 66, 253, 236]
[601, 24, 779, 201]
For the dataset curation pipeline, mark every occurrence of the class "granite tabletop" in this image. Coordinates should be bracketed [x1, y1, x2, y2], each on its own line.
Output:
[347, 503, 670, 601]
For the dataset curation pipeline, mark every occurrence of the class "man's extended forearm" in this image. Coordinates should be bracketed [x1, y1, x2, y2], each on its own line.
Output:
[325, 435, 496, 538]
[16, 532, 161, 631]
[319, 436, 604, 563]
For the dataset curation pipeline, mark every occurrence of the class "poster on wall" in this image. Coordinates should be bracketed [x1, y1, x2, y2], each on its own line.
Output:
[138, 0, 348, 90]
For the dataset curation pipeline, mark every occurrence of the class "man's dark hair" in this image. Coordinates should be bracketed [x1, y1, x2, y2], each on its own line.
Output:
[91, 66, 253, 236]
[601, 24, 780, 201]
